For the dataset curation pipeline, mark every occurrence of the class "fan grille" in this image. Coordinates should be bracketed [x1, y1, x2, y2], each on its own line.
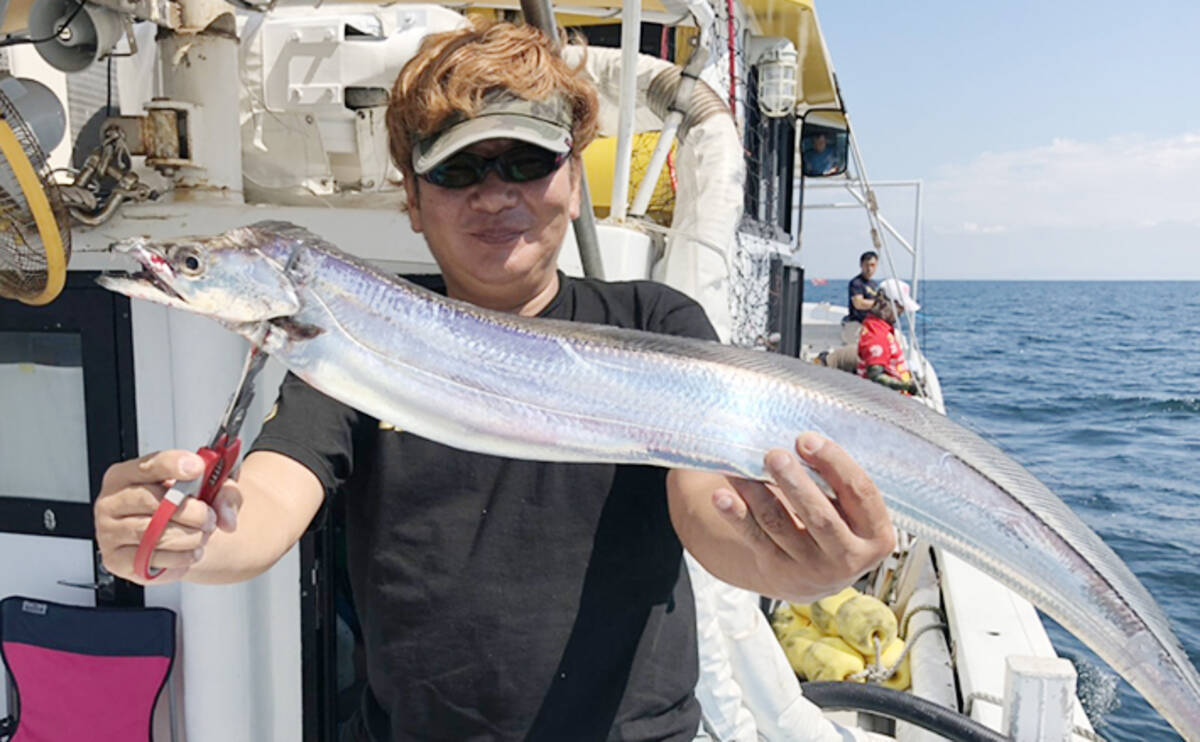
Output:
[0, 88, 71, 304]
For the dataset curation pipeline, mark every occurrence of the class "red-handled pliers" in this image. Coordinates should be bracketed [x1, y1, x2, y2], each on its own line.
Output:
[134, 342, 270, 581]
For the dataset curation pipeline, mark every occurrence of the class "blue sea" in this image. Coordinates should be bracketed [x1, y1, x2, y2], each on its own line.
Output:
[805, 280, 1200, 741]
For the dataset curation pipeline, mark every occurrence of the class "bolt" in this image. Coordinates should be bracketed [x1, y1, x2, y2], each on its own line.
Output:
[305, 114, 314, 124]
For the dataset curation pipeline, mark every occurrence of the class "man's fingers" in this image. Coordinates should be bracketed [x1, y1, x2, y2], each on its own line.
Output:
[104, 487, 215, 532]
[106, 545, 201, 577]
[795, 433, 892, 541]
[142, 521, 211, 552]
[763, 447, 853, 549]
[723, 477, 817, 563]
[101, 449, 205, 492]
[212, 481, 242, 532]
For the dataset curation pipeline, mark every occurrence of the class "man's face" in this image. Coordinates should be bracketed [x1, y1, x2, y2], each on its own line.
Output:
[861, 257, 878, 279]
[814, 134, 828, 152]
[404, 138, 581, 308]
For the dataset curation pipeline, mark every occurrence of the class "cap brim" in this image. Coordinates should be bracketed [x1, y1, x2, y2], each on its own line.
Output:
[412, 115, 572, 174]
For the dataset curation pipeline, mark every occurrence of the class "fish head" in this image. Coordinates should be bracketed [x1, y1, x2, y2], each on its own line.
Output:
[98, 230, 301, 323]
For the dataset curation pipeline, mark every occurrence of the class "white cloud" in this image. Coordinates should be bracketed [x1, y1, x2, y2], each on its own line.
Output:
[927, 132, 1200, 234]
[958, 221, 1007, 235]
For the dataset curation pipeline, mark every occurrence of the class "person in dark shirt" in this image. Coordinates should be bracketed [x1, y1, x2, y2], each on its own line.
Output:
[93, 20, 896, 742]
[818, 251, 880, 372]
[843, 251, 879, 337]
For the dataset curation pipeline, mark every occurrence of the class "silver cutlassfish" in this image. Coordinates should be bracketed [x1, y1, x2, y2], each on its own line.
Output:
[98, 221, 1200, 739]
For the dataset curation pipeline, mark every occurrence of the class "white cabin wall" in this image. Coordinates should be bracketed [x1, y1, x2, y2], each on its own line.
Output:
[131, 300, 301, 741]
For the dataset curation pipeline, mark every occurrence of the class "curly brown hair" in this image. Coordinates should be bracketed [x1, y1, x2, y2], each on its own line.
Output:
[386, 19, 599, 179]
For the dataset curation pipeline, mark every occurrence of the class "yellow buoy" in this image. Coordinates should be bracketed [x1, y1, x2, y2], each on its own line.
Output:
[834, 594, 899, 657]
[779, 623, 823, 674]
[771, 604, 811, 638]
[798, 636, 866, 682]
[809, 586, 860, 636]
[789, 602, 813, 622]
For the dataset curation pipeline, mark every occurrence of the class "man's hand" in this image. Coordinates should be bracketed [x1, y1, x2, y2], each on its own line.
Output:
[94, 450, 242, 585]
[669, 432, 896, 603]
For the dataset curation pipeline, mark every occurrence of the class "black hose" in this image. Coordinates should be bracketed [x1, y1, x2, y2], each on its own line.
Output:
[800, 682, 1011, 742]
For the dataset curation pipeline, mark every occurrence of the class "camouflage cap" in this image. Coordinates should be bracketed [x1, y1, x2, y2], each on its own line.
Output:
[411, 90, 574, 174]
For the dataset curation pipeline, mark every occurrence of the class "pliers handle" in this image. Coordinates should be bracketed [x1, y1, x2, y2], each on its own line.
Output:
[134, 346, 266, 581]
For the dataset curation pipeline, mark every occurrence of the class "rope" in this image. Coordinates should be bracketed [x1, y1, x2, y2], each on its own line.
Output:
[850, 621, 947, 684]
[900, 603, 943, 638]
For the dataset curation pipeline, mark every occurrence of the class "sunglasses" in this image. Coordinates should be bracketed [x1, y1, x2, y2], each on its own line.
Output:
[421, 144, 570, 189]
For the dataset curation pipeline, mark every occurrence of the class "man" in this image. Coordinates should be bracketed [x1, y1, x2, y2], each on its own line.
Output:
[842, 251, 878, 345]
[804, 133, 841, 176]
[94, 21, 895, 742]
[857, 278, 920, 395]
[817, 251, 879, 372]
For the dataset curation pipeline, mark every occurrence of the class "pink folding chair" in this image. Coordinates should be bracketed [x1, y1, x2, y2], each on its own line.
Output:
[0, 596, 176, 742]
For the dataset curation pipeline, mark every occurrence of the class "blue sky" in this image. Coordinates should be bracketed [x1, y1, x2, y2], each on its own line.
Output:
[797, 1, 1200, 280]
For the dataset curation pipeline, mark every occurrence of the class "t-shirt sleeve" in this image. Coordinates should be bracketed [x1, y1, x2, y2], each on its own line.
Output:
[640, 283, 721, 342]
[249, 372, 365, 493]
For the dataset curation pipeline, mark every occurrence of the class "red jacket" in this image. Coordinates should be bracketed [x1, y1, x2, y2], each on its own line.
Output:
[856, 315, 912, 384]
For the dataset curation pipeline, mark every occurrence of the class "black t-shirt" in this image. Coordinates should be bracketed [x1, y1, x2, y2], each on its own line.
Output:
[251, 273, 719, 742]
[846, 274, 879, 323]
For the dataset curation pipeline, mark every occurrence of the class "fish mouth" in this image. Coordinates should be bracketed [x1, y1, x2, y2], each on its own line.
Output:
[100, 265, 184, 301]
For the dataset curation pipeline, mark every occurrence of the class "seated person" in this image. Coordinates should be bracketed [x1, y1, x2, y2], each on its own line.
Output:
[856, 279, 920, 395]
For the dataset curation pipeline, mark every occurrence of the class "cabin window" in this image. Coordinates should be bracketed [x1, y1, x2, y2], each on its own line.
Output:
[0, 274, 142, 608]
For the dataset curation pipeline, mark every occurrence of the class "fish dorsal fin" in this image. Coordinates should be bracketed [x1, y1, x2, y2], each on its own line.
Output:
[497, 318, 1188, 666]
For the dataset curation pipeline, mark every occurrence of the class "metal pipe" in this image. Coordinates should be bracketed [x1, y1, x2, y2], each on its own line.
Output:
[629, 49, 709, 217]
[838, 185, 917, 258]
[609, 0, 641, 223]
[912, 180, 923, 301]
[520, 0, 604, 279]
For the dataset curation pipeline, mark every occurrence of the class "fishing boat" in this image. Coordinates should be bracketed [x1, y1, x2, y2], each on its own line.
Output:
[0, 0, 1155, 738]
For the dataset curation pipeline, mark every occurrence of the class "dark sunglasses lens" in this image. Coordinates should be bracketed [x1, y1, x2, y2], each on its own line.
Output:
[424, 146, 566, 188]
[426, 153, 487, 188]
[498, 147, 565, 183]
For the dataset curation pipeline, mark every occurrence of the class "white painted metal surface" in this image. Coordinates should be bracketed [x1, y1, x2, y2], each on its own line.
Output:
[158, 27, 243, 199]
[1003, 655, 1077, 742]
[125, 301, 303, 742]
[939, 551, 1093, 736]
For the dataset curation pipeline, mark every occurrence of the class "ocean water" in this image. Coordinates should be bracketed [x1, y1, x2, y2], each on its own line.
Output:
[804, 280, 1200, 741]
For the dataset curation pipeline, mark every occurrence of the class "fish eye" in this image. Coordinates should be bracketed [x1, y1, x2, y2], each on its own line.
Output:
[173, 247, 205, 276]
